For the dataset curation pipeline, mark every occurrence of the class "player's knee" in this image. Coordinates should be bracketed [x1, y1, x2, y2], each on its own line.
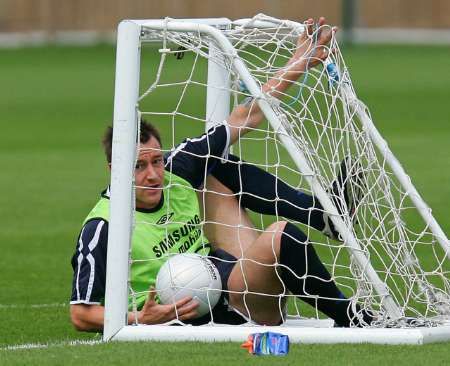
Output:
[266, 220, 288, 234]
[265, 221, 288, 256]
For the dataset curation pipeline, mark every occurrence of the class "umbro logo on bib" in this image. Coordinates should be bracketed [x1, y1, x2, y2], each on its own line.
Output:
[156, 212, 175, 225]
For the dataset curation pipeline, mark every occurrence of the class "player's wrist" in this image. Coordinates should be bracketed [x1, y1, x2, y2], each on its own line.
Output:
[128, 310, 141, 325]
[290, 56, 308, 72]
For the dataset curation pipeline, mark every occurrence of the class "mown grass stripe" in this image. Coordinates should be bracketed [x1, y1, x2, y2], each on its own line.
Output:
[1, 340, 101, 352]
[0, 303, 68, 309]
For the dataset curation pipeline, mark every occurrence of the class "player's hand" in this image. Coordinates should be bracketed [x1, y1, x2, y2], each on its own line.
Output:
[137, 287, 199, 324]
[295, 17, 337, 69]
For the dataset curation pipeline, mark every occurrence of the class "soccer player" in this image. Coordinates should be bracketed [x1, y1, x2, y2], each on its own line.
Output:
[70, 18, 371, 331]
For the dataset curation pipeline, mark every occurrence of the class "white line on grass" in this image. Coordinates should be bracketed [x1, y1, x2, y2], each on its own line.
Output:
[0, 303, 68, 309]
[1, 339, 102, 351]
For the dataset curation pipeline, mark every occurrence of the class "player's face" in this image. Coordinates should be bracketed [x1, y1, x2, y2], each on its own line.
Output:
[134, 136, 165, 209]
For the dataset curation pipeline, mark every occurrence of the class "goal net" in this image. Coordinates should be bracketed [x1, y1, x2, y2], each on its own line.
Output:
[104, 15, 450, 344]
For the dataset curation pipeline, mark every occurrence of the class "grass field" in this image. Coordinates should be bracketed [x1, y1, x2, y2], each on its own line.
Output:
[1, 43, 450, 365]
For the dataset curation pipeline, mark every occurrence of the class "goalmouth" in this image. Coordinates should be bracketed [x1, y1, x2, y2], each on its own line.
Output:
[104, 15, 450, 345]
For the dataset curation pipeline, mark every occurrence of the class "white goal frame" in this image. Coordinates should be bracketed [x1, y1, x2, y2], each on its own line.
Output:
[104, 17, 450, 345]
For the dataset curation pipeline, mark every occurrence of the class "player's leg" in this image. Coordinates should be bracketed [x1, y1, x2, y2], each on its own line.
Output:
[227, 220, 372, 327]
[211, 154, 364, 240]
[198, 175, 258, 257]
[226, 221, 286, 325]
[199, 177, 285, 324]
[210, 154, 326, 231]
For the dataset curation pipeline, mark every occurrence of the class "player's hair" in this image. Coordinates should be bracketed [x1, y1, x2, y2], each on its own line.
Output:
[102, 119, 162, 163]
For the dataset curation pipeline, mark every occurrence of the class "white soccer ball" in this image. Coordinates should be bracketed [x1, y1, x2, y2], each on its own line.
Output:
[155, 253, 222, 318]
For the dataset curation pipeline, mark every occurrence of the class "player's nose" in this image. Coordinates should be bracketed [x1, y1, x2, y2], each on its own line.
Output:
[145, 165, 158, 181]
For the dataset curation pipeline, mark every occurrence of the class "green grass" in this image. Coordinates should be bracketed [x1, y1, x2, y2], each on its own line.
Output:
[2, 341, 450, 366]
[1, 44, 450, 364]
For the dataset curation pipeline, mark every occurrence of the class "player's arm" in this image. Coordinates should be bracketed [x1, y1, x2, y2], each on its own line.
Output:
[70, 293, 198, 332]
[227, 17, 336, 145]
[70, 218, 109, 331]
[70, 304, 104, 332]
[70, 219, 198, 332]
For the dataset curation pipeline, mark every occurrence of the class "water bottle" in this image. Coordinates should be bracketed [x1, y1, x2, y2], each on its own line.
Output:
[241, 332, 289, 356]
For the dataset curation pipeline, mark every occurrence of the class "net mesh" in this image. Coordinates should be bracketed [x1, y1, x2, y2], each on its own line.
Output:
[129, 14, 450, 327]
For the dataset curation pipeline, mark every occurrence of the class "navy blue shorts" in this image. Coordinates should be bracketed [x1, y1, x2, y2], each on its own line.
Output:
[187, 248, 247, 326]
[209, 248, 236, 297]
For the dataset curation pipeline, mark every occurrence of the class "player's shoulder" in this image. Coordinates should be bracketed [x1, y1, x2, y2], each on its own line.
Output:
[82, 217, 108, 231]
[79, 218, 109, 248]
[82, 189, 111, 225]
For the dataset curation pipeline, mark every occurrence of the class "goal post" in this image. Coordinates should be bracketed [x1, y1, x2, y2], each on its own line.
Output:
[104, 19, 140, 340]
[206, 41, 231, 129]
[104, 15, 450, 344]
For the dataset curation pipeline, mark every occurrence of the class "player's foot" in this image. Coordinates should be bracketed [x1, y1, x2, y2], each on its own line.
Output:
[334, 307, 375, 328]
[322, 156, 365, 241]
[381, 315, 427, 328]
